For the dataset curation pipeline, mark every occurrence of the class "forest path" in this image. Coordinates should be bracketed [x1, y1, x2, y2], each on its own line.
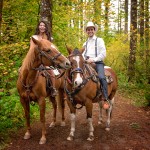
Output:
[5, 93, 150, 150]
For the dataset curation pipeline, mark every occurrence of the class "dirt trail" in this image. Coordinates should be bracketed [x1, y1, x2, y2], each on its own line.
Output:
[4, 93, 150, 150]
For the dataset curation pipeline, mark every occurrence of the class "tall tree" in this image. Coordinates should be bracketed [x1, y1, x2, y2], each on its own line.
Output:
[145, 0, 149, 51]
[124, 0, 128, 34]
[0, 0, 3, 43]
[118, 0, 121, 33]
[94, 0, 102, 32]
[104, 0, 110, 35]
[39, 0, 52, 36]
[139, 0, 144, 51]
[145, 0, 150, 83]
[128, 0, 137, 81]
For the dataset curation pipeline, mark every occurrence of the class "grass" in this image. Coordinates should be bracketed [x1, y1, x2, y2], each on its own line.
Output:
[118, 73, 150, 107]
[0, 88, 53, 149]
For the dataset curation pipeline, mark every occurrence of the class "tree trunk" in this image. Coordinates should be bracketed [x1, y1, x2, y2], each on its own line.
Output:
[139, 0, 144, 51]
[145, 0, 150, 83]
[39, 0, 52, 36]
[104, 0, 110, 35]
[124, 0, 128, 34]
[0, 0, 3, 43]
[94, 0, 102, 32]
[128, 0, 137, 81]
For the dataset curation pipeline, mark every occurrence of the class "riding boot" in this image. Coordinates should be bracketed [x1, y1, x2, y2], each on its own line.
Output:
[100, 78, 108, 100]
[100, 78, 110, 109]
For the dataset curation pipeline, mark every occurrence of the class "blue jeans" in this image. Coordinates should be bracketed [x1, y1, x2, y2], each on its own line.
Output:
[95, 61, 108, 100]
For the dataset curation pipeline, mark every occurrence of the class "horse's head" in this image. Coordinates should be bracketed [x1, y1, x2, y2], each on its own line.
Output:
[32, 36, 71, 69]
[67, 46, 85, 88]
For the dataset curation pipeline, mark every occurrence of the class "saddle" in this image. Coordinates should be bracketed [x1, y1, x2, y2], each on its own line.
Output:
[41, 69, 54, 92]
[89, 63, 113, 84]
[105, 69, 113, 84]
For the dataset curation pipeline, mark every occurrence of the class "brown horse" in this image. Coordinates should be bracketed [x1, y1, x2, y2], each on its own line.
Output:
[17, 36, 70, 144]
[64, 47, 118, 141]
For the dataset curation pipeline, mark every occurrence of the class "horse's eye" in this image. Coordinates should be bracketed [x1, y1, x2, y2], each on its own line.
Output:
[46, 49, 51, 53]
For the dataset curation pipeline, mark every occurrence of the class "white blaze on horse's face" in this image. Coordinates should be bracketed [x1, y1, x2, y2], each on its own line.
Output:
[72, 56, 83, 87]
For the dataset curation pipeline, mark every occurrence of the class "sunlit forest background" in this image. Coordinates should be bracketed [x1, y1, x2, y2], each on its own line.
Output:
[0, 0, 150, 148]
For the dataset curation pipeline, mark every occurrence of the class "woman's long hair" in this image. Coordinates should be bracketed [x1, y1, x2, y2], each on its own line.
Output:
[34, 20, 52, 41]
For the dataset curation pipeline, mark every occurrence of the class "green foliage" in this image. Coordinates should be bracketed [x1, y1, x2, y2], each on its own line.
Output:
[0, 89, 40, 146]
[144, 85, 150, 106]
[105, 34, 129, 72]
[118, 73, 149, 107]
[2, 0, 39, 44]
[0, 42, 29, 90]
[0, 94, 24, 131]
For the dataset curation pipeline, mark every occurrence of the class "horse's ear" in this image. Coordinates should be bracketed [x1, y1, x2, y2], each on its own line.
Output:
[65, 44, 72, 54]
[31, 36, 41, 46]
[79, 47, 85, 54]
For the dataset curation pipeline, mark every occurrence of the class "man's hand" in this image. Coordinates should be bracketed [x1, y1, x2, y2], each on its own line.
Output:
[86, 58, 94, 63]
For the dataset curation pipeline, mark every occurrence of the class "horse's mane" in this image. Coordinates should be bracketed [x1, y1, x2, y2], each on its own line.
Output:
[21, 39, 36, 73]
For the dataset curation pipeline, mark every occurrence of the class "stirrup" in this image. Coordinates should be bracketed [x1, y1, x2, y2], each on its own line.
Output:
[105, 99, 110, 104]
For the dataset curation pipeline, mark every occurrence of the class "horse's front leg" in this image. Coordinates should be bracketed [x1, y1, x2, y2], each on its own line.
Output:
[66, 101, 76, 141]
[49, 96, 57, 127]
[38, 97, 46, 144]
[105, 97, 114, 131]
[58, 90, 66, 126]
[98, 101, 103, 125]
[85, 101, 94, 141]
[20, 98, 31, 140]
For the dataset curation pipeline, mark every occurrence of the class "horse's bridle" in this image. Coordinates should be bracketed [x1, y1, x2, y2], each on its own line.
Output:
[68, 54, 85, 80]
[36, 47, 62, 67]
[70, 67, 84, 77]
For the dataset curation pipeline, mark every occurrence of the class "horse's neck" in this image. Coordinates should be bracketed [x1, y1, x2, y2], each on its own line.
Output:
[20, 61, 41, 85]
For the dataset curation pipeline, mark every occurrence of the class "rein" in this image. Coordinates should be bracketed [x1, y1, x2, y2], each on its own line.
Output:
[36, 47, 62, 67]
[32, 65, 65, 79]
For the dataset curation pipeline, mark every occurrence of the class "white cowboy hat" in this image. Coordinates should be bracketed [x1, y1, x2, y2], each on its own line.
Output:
[84, 21, 98, 33]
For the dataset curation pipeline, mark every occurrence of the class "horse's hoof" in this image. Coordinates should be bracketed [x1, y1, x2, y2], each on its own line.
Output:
[87, 136, 94, 141]
[67, 135, 74, 141]
[60, 121, 66, 127]
[105, 127, 110, 131]
[24, 132, 31, 140]
[49, 122, 56, 128]
[39, 137, 46, 144]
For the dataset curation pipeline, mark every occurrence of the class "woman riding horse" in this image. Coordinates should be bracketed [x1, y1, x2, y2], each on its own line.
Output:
[17, 37, 70, 144]
[33, 20, 57, 97]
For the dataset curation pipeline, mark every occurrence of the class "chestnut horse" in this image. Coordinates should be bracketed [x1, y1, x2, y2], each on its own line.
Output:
[64, 47, 118, 141]
[17, 36, 70, 144]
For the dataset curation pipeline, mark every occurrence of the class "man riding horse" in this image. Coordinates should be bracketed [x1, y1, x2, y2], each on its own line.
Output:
[82, 21, 110, 109]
